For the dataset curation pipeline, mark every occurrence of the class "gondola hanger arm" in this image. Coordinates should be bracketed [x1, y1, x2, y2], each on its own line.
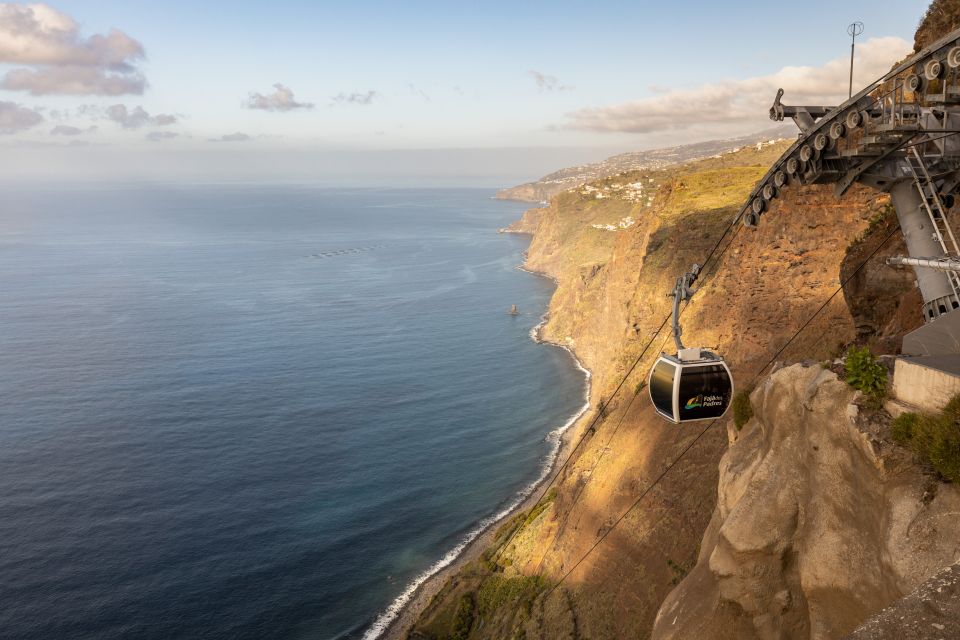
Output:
[671, 263, 701, 353]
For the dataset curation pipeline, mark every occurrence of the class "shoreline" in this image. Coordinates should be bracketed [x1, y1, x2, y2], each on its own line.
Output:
[368, 262, 593, 640]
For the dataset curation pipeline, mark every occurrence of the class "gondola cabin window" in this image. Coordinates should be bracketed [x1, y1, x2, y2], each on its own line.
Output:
[677, 363, 731, 421]
[650, 359, 677, 419]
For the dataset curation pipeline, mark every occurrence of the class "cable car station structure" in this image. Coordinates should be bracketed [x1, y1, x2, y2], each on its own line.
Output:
[650, 27, 960, 423]
[756, 27, 960, 356]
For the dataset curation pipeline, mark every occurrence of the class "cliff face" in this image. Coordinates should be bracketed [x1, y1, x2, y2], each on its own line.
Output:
[915, 0, 960, 50]
[839, 211, 923, 353]
[406, 7, 960, 635]
[500, 207, 543, 235]
[847, 562, 960, 638]
[651, 364, 960, 640]
[409, 143, 894, 640]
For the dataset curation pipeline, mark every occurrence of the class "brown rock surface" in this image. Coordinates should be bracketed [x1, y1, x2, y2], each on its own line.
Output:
[500, 206, 544, 234]
[404, 5, 960, 635]
[845, 562, 960, 639]
[915, 0, 960, 51]
[839, 209, 923, 353]
[651, 364, 960, 640]
[407, 145, 892, 639]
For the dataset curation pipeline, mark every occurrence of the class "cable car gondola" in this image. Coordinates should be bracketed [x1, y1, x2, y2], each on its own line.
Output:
[648, 264, 733, 423]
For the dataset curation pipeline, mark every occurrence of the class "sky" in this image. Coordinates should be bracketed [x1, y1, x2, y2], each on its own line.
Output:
[0, 0, 932, 185]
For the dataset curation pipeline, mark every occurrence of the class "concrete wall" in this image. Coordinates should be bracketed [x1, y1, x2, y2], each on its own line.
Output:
[892, 356, 960, 412]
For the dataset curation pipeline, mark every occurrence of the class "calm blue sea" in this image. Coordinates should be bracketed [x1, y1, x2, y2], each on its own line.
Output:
[0, 186, 588, 640]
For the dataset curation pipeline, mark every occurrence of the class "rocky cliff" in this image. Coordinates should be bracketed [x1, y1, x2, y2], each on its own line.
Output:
[407, 141, 904, 639]
[651, 364, 960, 640]
[847, 561, 960, 638]
[915, 0, 960, 50]
[405, 6, 960, 637]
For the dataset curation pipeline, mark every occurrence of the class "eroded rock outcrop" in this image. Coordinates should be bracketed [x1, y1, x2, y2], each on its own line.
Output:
[846, 562, 960, 639]
[652, 364, 960, 640]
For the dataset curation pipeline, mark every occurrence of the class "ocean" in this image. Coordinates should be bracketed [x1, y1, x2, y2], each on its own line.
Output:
[0, 186, 588, 639]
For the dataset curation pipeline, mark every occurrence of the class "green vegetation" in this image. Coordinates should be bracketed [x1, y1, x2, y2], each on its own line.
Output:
[849, 202, 896, 248]
[483, 512, 527, 570]
[666, 558, 689, 585]
[597, 396, 610, 420]
[449, 593, 475, 640]
[524, 488, 558, 526]
[891, 395, 960, 483]
[477, 575, 550, 616]
[659, 167, 769, 220]
[482, 489, 558, 571]
[891, 412, 921, 443]
[491, 512, 527, 546]
[732, 386, 754, 431]
[844, 347, 887, 403]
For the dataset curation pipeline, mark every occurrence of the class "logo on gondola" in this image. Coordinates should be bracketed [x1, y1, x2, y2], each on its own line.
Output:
[684, 394, 725, 411]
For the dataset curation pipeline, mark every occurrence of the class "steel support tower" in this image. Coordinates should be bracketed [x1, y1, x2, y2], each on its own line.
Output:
[745, 28, 960, 355]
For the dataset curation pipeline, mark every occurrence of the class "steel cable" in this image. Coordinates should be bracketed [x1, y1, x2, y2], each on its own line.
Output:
[539, 218, 902, 600]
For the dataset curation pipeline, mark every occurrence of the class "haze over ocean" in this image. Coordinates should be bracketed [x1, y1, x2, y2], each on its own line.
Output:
[0, 186, 588, 639]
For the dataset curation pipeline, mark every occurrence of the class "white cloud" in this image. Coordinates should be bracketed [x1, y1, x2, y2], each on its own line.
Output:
[244, 83, 313, 111]
[2, 65, 145, 95]
[563, 37, 911, 134]
[145, 131, 178, 142]
[0, 100, 43, 134]
[105, 104, 177, 129]
[210, 132, 251, 142]
[50, 124, 81, 135]
[0, 3, 146, 95]
[0, 3, 143, 67]
[331, 90, 377, 105]
[528, 70, 573, 92]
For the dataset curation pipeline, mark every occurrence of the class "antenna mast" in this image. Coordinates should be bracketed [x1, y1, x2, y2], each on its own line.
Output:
[848, 21, 864, 98]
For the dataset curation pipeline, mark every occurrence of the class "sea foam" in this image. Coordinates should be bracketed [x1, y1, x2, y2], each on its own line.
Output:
[363, 268, 591, 640]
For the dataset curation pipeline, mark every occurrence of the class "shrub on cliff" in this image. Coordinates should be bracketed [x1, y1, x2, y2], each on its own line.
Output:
[450, 593, 475, 640]
[891, 412, 921, 443]
[944, 394, 960, 420]
[523, 488, 557, 526]
[477, 575, 549, 616]
[916, 415, 960, 482]
[891, 394, 960, 483]
[732, 387, 754, 431]
[844, 347, 887, 402]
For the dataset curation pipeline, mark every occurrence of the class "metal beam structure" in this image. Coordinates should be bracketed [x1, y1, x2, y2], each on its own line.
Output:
[741, 27, 960, 355]
[888, 255, 960, 272]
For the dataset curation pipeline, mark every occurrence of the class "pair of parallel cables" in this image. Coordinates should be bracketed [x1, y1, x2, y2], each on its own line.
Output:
[489, 185, 907, 601]
[492, 106, 952, 597]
